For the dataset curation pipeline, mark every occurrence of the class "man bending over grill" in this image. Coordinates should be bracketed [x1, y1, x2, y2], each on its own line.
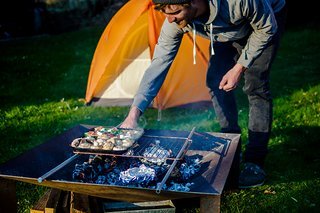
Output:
[120, 0, 287, 189]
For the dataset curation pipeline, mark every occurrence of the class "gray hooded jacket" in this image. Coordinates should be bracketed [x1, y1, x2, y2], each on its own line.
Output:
[133, 0, 286, 113]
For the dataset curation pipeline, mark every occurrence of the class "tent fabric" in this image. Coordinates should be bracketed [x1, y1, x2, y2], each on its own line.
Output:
[85, 0, 211, 110]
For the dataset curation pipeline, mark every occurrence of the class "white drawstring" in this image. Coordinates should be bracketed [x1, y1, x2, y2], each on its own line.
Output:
[192, 22, 196, 64]
[210, 23, 215, 55]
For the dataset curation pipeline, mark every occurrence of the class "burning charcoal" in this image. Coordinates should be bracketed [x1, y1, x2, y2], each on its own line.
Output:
[72, 163, 86, 182]
[82, 162, 95, 181]
[105, 166, 125, 185]
[151, 164, 170, 177]
[88, 155, 103, 164]
[106, 172, 120, 185]
[96, 175, 107, 184]
[104, 162, 112, 171]
[95, 164, 103, 173]
[103, 157, 117, 172]
[179, 158, 201, 181]
[72, 162, 97, 182]
[123, 158, 141, 169]
[167, 182, 194, 192]
[169, 166, 181, 179]
[119, 164, 156, 186]
[152, 183, 167, 190]
[72, 162, 92, 182]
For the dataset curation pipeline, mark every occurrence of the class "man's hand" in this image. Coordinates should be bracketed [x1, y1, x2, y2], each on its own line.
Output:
[219, 63, 247, 92]
[120, 106, 141, 129]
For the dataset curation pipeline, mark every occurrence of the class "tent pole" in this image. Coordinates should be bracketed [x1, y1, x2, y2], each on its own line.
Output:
[157, 108, 162, 121]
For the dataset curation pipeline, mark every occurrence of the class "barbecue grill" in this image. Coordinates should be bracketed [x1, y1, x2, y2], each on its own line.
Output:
[0, 124, 240, 212]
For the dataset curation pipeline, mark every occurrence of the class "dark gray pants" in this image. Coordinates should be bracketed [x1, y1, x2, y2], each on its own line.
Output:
[206, 6, 287, 167]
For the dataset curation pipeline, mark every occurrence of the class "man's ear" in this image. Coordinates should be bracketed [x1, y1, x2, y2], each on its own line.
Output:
[190, 0, 199, 9]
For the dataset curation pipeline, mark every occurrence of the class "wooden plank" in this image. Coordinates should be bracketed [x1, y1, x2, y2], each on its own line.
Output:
[30, 189, 51, 213]
[103, 200, 175, 212]
[89, 196, 103, 213]
[0, 178, 17, 213]
[70, 192, 91, 213]
[200, 195, 220, 213]
[57, 190, 70, 213]
[45, 188, 62, 213]
[172, 197, 200, 210]
[3, 171, 220, 203]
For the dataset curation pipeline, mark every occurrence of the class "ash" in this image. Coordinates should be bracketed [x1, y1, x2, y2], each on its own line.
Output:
[154, 182, 195, 192]
[179, 158, 201, 181]
[72, 155, 201, 192]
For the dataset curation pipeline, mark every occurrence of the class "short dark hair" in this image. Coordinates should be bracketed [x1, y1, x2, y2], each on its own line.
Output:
[154, 3, 191, 11]
[153, 0, 191, 4]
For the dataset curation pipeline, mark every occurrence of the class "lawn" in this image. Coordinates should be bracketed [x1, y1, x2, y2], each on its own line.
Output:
[0, 25, 319, 212]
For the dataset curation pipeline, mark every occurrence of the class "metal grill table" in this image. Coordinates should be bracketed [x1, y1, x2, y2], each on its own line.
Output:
[0, 124, 240, 213]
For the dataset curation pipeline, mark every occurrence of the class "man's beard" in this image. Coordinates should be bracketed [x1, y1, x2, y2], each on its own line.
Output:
[177, 19, 189, 28]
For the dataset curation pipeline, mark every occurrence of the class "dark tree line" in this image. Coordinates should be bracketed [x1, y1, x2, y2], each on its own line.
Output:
[0, 0, 318, 39]
[0, 0, 127, 38]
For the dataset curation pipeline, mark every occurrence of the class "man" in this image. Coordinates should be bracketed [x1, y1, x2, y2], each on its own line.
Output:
[120, 0, 287, 188]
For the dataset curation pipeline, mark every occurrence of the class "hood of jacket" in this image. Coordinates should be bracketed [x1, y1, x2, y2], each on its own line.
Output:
[206, 0, 220, 24]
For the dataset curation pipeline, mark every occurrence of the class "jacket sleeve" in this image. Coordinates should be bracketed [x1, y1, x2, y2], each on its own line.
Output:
[132, 19, 184, 113]
[237, 0, 278, 68]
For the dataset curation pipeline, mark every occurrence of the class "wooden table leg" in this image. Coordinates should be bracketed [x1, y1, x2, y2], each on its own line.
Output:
[0, 178, 17, 213]
[200, 195, 220, 213]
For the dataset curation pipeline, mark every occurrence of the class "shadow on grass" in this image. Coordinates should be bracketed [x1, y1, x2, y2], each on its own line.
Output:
[266, 125, 320, 184]
[218, 126, 320, 212]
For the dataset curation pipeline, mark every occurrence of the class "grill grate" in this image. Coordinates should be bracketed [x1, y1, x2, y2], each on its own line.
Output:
[73, 134, 192, 161]
[38, 127, 196, 194]
[0, 124, 241, 199]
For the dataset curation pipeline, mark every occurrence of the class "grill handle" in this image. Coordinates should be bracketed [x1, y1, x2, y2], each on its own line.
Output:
[156, 127, 196, 194]
[38, 154, 79, 183]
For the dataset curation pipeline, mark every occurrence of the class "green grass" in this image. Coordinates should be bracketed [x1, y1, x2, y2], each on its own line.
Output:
[1, 27, 320, 212]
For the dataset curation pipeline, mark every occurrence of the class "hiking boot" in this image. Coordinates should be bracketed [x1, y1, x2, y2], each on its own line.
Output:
[238, 162, 266, 189]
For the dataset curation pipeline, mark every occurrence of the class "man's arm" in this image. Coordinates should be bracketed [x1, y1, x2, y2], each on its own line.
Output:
[219, 63, 247, 91]
[237, 0, 278, 68]
[132, 19, 184, 112]
[120, 106, 141, 128]
[120, 19, 184, 128]
[219, 0, 277, 91]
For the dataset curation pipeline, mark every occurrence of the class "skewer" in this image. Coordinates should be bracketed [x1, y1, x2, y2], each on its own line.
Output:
[156, 127, 196, 194]
[38, 154, 79, 183]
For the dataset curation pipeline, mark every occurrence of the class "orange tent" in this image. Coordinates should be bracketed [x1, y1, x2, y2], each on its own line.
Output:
[85, 0, 211, 110]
